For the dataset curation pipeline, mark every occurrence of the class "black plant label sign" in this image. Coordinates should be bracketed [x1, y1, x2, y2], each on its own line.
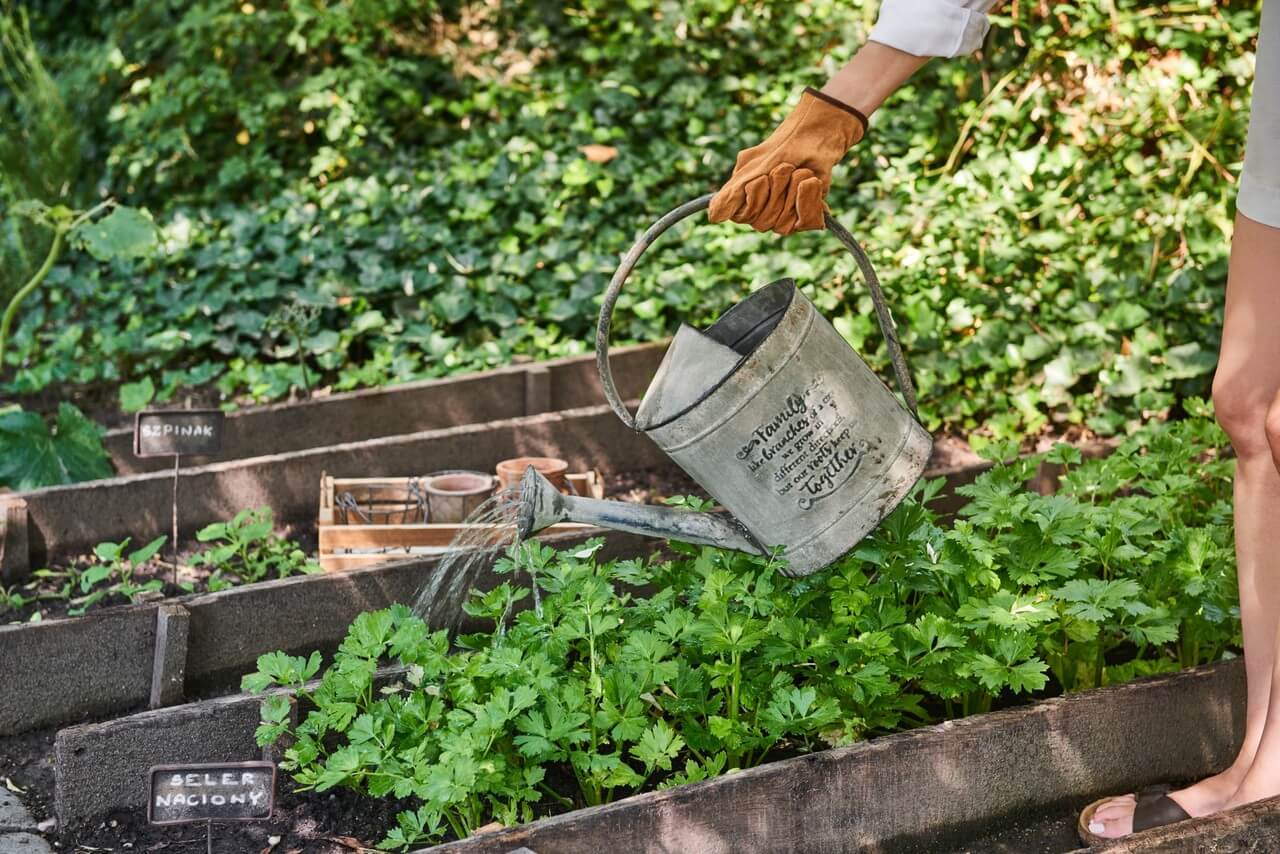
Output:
[148, 761, 276, 825]
[134, 409, 225, 458]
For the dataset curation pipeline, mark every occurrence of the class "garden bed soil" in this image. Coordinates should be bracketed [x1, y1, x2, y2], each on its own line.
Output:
[0, 727, 55, 826]
[0, 725, 413, 852]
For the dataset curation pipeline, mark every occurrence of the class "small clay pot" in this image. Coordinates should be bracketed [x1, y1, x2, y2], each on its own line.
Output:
[424, 470, 496, 523]
[495, 456, 569, 492]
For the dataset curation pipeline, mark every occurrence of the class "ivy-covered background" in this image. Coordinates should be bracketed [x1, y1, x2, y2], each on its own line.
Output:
[0, 0, 1260, 442]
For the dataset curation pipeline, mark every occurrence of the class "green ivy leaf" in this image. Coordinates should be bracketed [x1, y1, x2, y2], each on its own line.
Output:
[119, 377, 156, 413]
[0, 404, 113, 490]
[73, 206, 158, 262]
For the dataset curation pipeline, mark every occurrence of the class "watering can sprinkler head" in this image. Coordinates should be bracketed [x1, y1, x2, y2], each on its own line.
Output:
[516, 466, 566, 540]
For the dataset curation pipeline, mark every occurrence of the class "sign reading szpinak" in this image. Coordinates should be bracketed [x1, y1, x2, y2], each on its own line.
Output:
[133, 409, 225, 458]
[148, 762, 276, 825]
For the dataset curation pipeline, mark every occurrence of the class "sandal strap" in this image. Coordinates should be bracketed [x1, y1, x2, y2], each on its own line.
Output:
[1132, 793, 1191, 832]
[1135, 784, 1172, 802]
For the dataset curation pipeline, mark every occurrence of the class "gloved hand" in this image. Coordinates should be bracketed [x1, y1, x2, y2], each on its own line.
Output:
[709, 87, 867, 235]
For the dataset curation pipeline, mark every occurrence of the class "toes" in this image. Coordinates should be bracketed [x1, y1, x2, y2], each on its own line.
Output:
[1089, 794, 1138, 838]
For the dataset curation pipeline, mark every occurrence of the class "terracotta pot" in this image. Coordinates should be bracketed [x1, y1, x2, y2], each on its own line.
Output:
[495, 457, 569, 493]
[423, 470, 496, 523]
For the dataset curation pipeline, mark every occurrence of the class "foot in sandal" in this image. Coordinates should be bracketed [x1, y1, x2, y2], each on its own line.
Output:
[1077, 767, 1244, 843]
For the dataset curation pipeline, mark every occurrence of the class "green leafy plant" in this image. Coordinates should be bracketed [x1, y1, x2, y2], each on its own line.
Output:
[4, 508, 322, 620]
[0, 581, 33, 613]
[86, 535, 167, 603]
[0, 402, 113, 490]
[28, 534, 169, 616]
[191, 506, 321, 591]
[246, 409, 1237, 849]
[266, 299, 323, 399]
[118, 376, 156, 413]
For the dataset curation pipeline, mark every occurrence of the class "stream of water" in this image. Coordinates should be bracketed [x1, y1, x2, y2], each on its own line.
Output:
[409, 486, 540, 635]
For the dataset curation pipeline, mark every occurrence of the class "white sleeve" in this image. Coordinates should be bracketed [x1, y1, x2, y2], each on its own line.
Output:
[868, 0, 999, 58]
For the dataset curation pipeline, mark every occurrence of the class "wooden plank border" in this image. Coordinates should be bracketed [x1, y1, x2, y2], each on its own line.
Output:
[104, 344, 669, 474]
[423, 662, 1244, 854]
[49, 660, 1244, 844]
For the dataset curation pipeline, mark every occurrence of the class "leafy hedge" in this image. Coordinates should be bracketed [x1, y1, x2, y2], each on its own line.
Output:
[5, 1, 1257, 439]
[246, 408, 1237, 849]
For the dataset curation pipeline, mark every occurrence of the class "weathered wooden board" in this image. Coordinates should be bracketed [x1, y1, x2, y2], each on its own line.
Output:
[423, 662, 1244, 854]
[105, 344, 669, 473]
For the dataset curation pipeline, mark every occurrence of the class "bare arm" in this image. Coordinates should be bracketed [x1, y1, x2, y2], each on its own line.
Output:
[822, 42, 932, 120]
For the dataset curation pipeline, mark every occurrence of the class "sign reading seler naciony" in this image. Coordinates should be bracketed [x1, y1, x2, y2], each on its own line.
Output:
[133, 409, 225, 458]
[148, 761, 275, 825]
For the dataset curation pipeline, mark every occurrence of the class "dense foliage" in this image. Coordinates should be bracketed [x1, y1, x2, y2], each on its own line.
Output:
[246, 408, 1236, 848]
[3, 1, 1257, 440]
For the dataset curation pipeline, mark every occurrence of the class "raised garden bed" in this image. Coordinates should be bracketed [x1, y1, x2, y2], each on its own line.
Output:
[1, 343, 669, 576]
[3, 402, 675, 573]
[0, 660, 1244, 851]
[101, 344, 668, 474]
[0, 413, 1243, 853]
[0, 442, 1024, 740]
[0, 527, 658, 737]
[419, 661, 1244, 854]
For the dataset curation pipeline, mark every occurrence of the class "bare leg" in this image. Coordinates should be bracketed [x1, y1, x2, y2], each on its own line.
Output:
[1091, 211, 1280, 836]
[1217, 216, 1280, 810]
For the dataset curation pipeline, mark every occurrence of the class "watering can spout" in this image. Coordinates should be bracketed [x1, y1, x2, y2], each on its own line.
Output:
[516, 467, 764, 556]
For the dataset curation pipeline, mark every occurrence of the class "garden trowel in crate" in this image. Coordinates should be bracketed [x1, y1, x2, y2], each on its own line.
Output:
[516, 193, 932, 576]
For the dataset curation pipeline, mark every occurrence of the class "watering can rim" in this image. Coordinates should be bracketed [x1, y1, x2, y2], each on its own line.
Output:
[634, 277, 798, 433]
[595, 193, 921, 432]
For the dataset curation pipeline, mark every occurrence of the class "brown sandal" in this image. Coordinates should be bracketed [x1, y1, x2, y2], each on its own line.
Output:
[1077, 785, 1192, 846]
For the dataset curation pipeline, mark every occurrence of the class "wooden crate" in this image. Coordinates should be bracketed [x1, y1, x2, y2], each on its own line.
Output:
[318, 474, 600, 572]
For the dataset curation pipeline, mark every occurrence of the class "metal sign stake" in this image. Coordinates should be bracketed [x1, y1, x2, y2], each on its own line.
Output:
[206, 818, 213, 854]
[134, 409, 224, 587]
[172, 454, 181, 586]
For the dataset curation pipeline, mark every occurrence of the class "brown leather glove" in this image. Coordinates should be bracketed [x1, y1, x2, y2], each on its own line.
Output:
[709, 87, 867, 236]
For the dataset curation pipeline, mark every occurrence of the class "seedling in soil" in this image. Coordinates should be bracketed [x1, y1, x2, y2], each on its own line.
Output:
[191, 507, 320, 591]
[26, 535, 169, 616]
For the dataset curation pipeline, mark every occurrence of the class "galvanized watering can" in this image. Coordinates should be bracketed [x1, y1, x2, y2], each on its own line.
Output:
[516, 194, 932, 576]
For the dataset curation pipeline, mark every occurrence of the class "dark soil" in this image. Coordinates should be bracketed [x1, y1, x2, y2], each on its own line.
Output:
[603, 465, 706, 504]
[80, 786, 415, 853]
[924, 802, 1086, 853]
[0, 725, 413, 853]
[0, 726, 57, 824]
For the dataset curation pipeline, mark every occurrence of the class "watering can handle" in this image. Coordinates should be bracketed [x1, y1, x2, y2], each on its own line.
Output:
[596, 193, 920, 430]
